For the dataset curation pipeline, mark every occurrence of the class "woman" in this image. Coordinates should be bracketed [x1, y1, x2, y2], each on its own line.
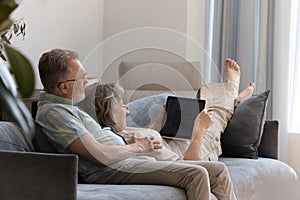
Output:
[78, 59, 255, 161]
[92, 82, 212, 161]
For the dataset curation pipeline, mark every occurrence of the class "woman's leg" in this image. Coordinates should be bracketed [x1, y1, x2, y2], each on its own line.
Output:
[199, 59, 256, 161]
[200, 59, 240, 161]
[170, 81, 255, 161]
[200, 83, 238, 160]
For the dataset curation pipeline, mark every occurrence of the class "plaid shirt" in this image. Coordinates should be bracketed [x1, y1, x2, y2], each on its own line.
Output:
[36, 92, 153, 183]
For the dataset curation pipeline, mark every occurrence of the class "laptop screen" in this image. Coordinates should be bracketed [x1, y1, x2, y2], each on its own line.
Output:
[160, 96, 206, 140]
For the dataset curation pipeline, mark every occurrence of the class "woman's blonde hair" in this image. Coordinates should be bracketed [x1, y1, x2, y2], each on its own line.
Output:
[94, 83, 124, 127]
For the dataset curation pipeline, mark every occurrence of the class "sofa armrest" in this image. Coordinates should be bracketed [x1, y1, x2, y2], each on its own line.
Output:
[258, 120, 278, 159]
[0, 150, 78, 200]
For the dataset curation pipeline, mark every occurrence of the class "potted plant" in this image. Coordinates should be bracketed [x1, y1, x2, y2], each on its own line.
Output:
[0, 0, 35, 144]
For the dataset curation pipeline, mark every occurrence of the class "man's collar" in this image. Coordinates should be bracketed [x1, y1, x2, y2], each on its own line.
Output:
[40, 92, 74, 105]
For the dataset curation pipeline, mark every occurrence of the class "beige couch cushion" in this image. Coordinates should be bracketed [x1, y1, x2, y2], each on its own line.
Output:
[119, 61, 204, 102]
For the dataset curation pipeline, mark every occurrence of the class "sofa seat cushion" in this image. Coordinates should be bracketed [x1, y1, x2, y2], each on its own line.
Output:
[220, 157, 298, 200]
[77, 184, 187, 200]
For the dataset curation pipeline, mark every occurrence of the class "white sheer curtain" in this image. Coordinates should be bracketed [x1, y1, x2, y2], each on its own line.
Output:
[288, 0, 300, 134]
[206, 0, 295, 160]
[205, 0, 275, 118]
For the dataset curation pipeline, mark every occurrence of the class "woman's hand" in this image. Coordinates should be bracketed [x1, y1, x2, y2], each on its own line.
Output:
[195, 109, 212, 130]
[191, 109, 212, 140]
[131, 134, 163, 154]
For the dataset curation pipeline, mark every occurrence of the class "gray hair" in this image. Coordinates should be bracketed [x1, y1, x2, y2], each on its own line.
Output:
[38, 48, 78, 93]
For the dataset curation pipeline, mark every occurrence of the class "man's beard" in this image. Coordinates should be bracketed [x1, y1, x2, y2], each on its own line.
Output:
[73, 91, 85, 104]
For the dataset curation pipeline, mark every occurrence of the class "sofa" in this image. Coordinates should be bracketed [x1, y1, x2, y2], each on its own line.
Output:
[0, 120, 297, 200]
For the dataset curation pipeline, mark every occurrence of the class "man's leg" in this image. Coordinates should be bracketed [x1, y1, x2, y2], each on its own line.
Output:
[94, 160, 236, 200]
[94, 160, 211, 200]
[179, 160, 237, 200]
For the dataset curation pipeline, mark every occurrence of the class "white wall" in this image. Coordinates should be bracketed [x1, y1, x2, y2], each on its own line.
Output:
[103, 0, 187, 39]
[11, 0, 104, 89]
[186, 0, 206, 60]
[11, 0, 207, 89]
[187, 0, 205, 46]
[99, 0, 207, 83]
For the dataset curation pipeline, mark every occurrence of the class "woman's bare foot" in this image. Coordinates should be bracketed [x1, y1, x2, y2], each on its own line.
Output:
[237, 82, 255, 101]
[225, 59, 240, 86]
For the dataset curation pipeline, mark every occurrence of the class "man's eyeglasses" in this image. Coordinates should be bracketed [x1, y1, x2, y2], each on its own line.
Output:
[57, 75, 87, 87]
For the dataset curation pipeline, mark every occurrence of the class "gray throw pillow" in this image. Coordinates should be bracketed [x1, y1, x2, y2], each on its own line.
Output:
[126, 93, 173, 128]
[221, 90, 270, 159]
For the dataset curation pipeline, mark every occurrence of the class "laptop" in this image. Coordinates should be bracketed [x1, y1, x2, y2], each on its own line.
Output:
[160, 96, 206, 140]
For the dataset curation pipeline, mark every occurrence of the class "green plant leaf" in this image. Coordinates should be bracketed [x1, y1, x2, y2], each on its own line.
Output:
[0, 0, 18, 24]
[4, 44, 35, 98]
[0, 78, 35, 150]
[0, 58, 17, 94]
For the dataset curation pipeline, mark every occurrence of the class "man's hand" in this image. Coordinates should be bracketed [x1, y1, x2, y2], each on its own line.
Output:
[131, 135, 162, 154]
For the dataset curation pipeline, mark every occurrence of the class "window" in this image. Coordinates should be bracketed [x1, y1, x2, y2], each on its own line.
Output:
[288, 0, 300, 133]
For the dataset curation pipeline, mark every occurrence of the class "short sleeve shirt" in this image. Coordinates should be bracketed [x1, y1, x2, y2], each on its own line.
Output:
[36, 92, 154, 183]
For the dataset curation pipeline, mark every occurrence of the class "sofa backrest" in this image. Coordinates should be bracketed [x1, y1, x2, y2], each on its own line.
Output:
[258, 120, 278, 159]
[0, 119, 278, 159]
[0, 121, 31, 152]
[0, 121, 58, 154]
[119, 61, 205, 103]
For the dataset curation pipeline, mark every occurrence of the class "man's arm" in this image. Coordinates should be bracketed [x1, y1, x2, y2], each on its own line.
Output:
[68, 133, 162, 166]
